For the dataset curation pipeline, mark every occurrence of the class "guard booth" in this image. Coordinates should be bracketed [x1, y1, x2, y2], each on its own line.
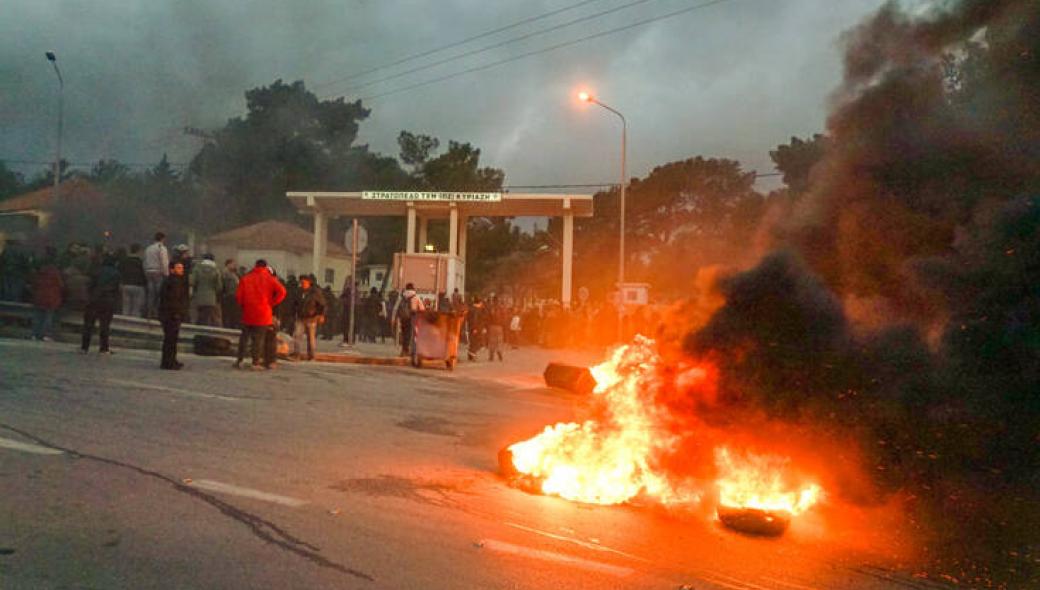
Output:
[286, 191, 594, 305]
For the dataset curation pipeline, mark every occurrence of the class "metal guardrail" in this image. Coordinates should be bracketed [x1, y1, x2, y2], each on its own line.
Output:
[0, 300, 243, 348]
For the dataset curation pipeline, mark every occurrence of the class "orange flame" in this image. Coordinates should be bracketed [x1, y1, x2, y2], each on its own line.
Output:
[715, 447, 823, 515]
[509, 337, 701, 505]
[506, 337, 824, 517]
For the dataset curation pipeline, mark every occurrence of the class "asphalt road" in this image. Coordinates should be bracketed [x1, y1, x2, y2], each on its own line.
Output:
[0, 338, 946, 590]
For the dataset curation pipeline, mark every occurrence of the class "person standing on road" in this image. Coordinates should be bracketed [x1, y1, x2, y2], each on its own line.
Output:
[466, 295, 486, 361]
[291, 274, 326, 361]
[509, 307, 522, 349]
[81, 255, 121, 355]
[158, 261, 189, 370]
[394, 283, 424, 357]
[190, 253, 223, 327]
[235, 259, 286, 370]
[143, 233, 169, 319]
[30, 248, 63, 341]
[117, 243, 147, 317]
[220, 259, 241, 329]
[486, 297, 506, 362]
[320, 285, 338, 340]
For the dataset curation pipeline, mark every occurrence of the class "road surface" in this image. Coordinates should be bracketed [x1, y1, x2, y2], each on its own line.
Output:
[0, 338, 943, 589]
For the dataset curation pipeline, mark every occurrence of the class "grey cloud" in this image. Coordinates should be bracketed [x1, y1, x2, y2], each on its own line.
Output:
[3, 0, 884, 191]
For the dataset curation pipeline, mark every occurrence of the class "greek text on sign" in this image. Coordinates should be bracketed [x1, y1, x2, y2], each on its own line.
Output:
[362, 191, 502, 202]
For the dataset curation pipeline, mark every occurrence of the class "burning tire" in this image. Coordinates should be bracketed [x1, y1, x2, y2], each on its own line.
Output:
[497, 447, 543, 495]
[716, 505, 791, 537]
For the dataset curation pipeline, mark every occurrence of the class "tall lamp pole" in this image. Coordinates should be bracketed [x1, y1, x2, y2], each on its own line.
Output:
[45, 52, 64, 202]
[578, 91, 627, 339]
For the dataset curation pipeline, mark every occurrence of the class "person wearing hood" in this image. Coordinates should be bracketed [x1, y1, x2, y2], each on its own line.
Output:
[81, 254, 121, 354]
[234, 259, 287, 370]
[392, 283, 425, 356]
[190, 253, 223, 327]
[159, 261, 190, 370]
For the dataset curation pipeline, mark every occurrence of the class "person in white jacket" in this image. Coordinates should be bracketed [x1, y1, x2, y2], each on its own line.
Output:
[142, 232, 169, 319]
[393, 283, 425, 356]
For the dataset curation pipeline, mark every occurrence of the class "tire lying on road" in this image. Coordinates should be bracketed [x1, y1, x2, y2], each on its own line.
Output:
[193, 335, 234, 357]
[716, 506, 791, 536]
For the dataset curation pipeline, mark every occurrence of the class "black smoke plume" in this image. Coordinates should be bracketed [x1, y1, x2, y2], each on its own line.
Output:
[685, 1, 1039, 584]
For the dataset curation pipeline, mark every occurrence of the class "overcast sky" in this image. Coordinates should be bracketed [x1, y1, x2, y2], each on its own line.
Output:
[2, 0, 887, 193]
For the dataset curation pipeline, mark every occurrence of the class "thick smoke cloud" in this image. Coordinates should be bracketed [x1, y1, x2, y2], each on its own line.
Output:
[680, 1, 1038, 582]
[766, 0, 1039, 324]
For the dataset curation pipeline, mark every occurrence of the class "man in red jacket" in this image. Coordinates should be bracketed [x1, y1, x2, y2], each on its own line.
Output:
[234, 260, 286, 370]
[30, 248, 63, 341]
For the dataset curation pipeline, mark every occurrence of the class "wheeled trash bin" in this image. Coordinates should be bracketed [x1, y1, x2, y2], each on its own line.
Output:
[411, 311, 466, 370]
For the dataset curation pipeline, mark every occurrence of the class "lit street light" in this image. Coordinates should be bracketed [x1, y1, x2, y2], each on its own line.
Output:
[45, 51, 64, 202]
[578, 90, 627, 339]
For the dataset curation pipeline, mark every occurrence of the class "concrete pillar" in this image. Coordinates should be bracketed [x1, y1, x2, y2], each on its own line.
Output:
[562, 205, 574, 308]
[418, 216, 429, 251]
[448, 204, 459, 256]
[458, 216, 468, 261]
[312, 210, 326, 279]
[406, 203, 416, 254]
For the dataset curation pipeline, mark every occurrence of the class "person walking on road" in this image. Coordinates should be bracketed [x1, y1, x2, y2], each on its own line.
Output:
[30, 249, 63, 341]
[143, 233, 169, 318]
[190, 253, 223, 327]
[158, 261, 189, 370]
[291, 274, 325, 361]
[118, 243, 147, 317]
[81, 255, 121, 354]
[235, 259, 286, 370]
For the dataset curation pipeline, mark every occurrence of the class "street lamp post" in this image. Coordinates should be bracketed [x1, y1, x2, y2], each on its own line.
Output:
[45, 52, 63, 203]
[579, 91, 627, 340]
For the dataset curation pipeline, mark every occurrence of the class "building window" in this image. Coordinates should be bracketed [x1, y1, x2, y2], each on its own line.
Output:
[375, 272, 384, 282]
[325, 269, 335, 285]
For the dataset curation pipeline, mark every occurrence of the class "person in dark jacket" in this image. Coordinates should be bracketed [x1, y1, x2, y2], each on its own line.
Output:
[466, 296, 487, 361]
[320, 285, 338, 340]
[30, 249, 63, 341]
[220, 259, 241, 329]
[291, 274, 326, 360]
[158, 261, 189, 369]
[117, 243, 147, 317]
[80, 255, 121, 354]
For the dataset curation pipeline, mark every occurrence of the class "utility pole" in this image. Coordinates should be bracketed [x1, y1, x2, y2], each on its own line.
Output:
[45, 52, 63, 203]
[348, 218, 359, 345]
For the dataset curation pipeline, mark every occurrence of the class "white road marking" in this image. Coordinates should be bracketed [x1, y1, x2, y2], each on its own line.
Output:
[503, 522, 648, 562]
[478, 539, 633, 577]
[184, 479, 308, 507]
[105, 379, 243, 402]
[0, 436, 64, 456]
[759, 576, 822, 590]
[702, 570, 772, 590]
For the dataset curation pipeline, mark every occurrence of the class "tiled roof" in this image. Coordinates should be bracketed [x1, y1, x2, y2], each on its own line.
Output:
[207, 220, 349, 257]
[0, 178, 103, 213]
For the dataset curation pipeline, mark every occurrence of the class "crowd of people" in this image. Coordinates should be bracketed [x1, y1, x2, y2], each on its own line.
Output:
[1, 232, 665, 370]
